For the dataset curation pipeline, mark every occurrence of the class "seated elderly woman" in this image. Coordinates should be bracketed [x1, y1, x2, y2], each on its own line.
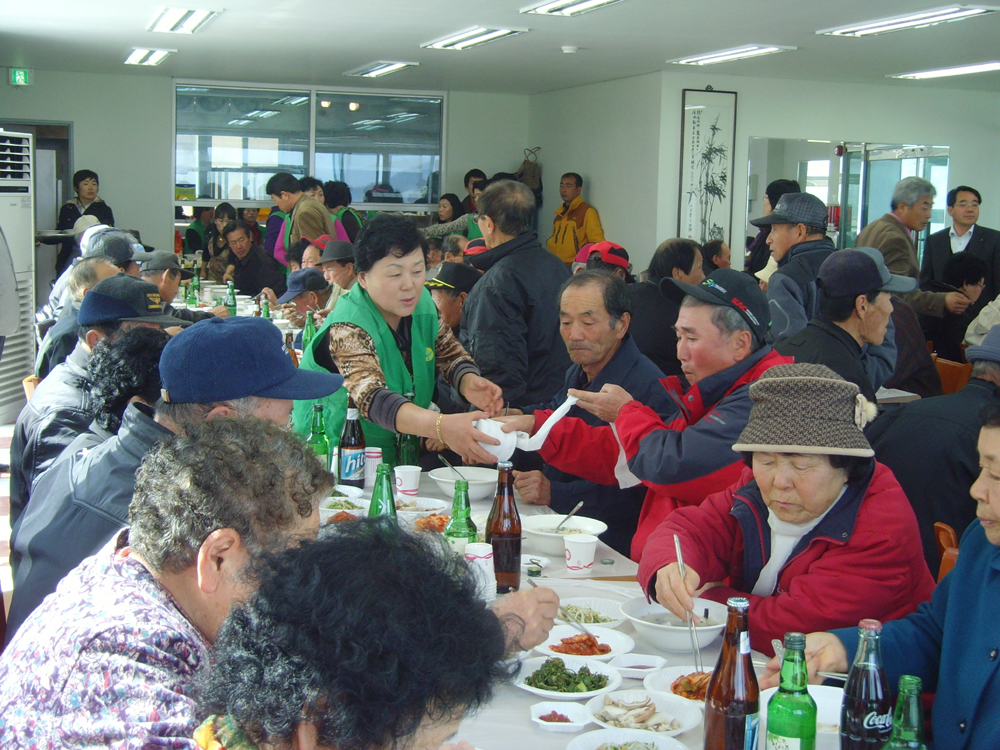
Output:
[193, 520, 514, 750]
[638, 363, 935, 655]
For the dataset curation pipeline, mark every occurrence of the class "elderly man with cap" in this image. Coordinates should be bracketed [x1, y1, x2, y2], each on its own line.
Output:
[5, 316, 346, 644]
[868, 323, 1000, 575]
[140, 250, 226, 323]
[318, 238, 357, 292]
[222, 219, 286, 298]
[776, 247, 916, 402]
[277, 267, 341, 330]
[426, 261, 483, 333]
[499, 268, 793, 560]
[640, 363, 933, 655]
[8, 274, 182, 537]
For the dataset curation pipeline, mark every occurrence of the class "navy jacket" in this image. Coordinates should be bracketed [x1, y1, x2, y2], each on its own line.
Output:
[766, 237, 835, 342]
[531, 335, 677, 555]
[6, 403, 172, 642]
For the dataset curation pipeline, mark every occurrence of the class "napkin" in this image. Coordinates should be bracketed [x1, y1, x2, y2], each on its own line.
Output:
[474, 395, 579, 461]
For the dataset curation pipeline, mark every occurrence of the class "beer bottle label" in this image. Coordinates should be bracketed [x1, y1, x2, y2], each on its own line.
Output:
[739, 630, 751, 654]
[765, 731, 801, 750]
[340, 448, 365, 481]
[346, 408, 359, 420]
[744, 712, 760, 750]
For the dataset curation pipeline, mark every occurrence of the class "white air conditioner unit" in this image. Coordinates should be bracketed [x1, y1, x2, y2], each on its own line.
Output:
[0, 130, 36, 424]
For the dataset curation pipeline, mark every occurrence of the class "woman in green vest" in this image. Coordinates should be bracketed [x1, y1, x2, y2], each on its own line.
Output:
[293, 213, 503, 465]
[323, 180, 365, 244]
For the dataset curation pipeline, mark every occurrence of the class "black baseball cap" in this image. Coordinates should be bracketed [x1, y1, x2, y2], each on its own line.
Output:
[78, 274, 188, 327]
[751, 192, 828, 228]
[320, 240, 355, 264]
[817, 247, 917, 298]
[141, 250, 194, 280]
[661, 268, 771, 344]
[277, 267, 329, 304]
[425, 262, 483, 295]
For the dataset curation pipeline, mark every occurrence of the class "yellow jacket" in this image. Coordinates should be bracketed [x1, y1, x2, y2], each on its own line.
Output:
[546, 195, 604, 264]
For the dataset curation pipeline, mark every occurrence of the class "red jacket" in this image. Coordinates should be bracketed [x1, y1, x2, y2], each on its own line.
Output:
[637, 463, 935, 656]
[536, 347, 793, 560]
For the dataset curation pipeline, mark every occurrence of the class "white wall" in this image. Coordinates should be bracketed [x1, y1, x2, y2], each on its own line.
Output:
[445, 91, 531, 196]
[529, 73, 662, 258]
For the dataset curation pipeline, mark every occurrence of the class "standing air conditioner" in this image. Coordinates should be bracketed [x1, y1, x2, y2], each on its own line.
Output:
[0, 130, 36, 424]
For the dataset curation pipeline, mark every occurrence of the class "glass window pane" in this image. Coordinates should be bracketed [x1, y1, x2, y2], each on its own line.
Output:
[175, 86, 310, 201]
[314, 92, 443, 205]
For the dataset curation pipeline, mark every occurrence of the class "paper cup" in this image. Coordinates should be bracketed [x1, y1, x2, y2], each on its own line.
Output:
[364, 448, 383, 489]
[564, 534, 598, 577]
[464, 543, 497, 602]
[394, 465, 421, 496]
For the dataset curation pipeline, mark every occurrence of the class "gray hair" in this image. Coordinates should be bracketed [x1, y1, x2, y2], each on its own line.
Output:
[891, 177, 936, 210]
[971, 359, 1000, 382]
[129, 416, 331, 575]
[681, 295, 763, 352]
[559, 270, 631, 329]
[154, 395, 264, 431]
[68, 255, 117, 302]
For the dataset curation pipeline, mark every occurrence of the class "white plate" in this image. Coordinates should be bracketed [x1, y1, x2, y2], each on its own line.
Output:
[529, 701, 593, 733]
[353, 496, 448, 529]
[761, 684, 844, 737]
[585, 689, 703, 737]
[556, 597, 627, 630]
[567, 728, 687, 750]
[522, 555, 551, 570]
[643, 666, 714, 706]
[537, 625, 635, 662]
[515, 656, 622, 701]
[609, 653, 668, 680]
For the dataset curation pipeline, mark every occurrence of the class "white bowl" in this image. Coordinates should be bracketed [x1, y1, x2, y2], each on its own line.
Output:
[318, 485, 367, 523]
[521, 514, 609, 557]
[760, 684, 844, 737]
[643, 665, 714, 706]
[567, 728, 687, 750]
[585, 689, 702, 737]
[536, 625, 635, 662]
[529, 701, 593, 733]
[515, 656, 622, 701]
[609, 653, 667, 680]
[353, 496, 448, 529]
[427, 466, 499, 503]
[621, 596, 727, 652]
[270, 318, 291, 331]
[556, 597, 627, 630]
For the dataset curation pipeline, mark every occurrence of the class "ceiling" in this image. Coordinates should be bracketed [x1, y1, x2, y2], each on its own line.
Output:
[3, 0, 1000, 94]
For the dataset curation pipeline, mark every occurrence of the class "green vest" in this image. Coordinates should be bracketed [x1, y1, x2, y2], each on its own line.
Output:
[466, 214, 483, 240]
[334, 206, 364, 230]
[292, 284, 438, 465]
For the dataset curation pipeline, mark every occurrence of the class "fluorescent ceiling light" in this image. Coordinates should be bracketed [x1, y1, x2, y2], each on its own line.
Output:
[148, 7, 221, 34]
[271, 95, 309, 106]
[227, 119, 253, 126]
[244, 110, 279, 119]
[422, 27, 525, 50]
[818, 5, 994, 37]
[669, 45, 793, 65]
[890, 60, 1000, 78]
[124, 48, 175, 65]
[343, 61, 418, 78]
[522, 0, 624, 17]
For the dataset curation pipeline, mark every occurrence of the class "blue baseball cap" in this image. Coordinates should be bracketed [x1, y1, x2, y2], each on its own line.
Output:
[277, 267, 328, 304]
[78, 274, 185, 327]
[159, 317, 343, 404]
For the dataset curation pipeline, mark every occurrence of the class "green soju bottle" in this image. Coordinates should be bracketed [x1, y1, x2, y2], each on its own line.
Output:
[368, 463, 397, 522]
[185, 276, 197, 306]
[224, 280, 238, 317]
[884, 676, 928, 750]
[396, 392, 421, 466]
[302, 307, 316, 349]
[765, 632, 816, 750]
[261, 299, 271, 319]
[443, 479, 477, 554]
[306, 404, 331, 473]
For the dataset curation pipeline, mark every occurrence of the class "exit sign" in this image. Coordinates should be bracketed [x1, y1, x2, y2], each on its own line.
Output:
[9, 68, 33, 86]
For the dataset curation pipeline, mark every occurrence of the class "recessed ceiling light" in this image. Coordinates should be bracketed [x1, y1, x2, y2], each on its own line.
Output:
[348, 102, 360, 111]
[522, 0, 625, 17]
[271, 95, 309, 106]
[817, 5, 994, 37]
[343, 61, 418, 78]
[320, 100, 331, 108]
[422, 27, 526, 50]
[124, 48, 175, 66]
[148, 7, 221, 34]
[668, 45, 794, 66]
[889, 60, 1000, 79]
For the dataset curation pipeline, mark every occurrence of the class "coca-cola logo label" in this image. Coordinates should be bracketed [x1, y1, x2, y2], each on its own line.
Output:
[862, 711, 892, 731]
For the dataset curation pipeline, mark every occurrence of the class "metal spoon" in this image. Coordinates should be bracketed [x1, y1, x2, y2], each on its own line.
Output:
[553, 500, 585, 533]
[438, 454, 468, 481]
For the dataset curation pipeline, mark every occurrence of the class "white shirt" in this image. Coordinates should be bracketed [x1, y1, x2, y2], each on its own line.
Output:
[950, 224, 976, 254]
[751, 487, 846, 597]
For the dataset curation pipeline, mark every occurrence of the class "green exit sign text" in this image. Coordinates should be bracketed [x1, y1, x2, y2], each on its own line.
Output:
[9, 69, 33, 86]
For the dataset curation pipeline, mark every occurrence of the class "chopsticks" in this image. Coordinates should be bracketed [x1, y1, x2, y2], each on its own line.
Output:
[674, 534, 703, 673]
[525, 578, 594, 638]
[760, 643, 849, 683]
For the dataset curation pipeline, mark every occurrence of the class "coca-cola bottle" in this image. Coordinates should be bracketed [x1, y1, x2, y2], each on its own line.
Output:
[840, 619, 893, 749]
[704, 596, 759, 750]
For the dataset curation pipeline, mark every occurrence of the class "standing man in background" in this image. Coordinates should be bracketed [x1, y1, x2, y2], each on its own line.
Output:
[265, 173, 337, 247]
[54, 170, 115, 274]
[546, 173, 605, 265]
[462, 169, 487, 213]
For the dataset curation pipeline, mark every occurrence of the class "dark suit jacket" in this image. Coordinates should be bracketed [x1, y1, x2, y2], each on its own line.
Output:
[920, 224, 1000, 318]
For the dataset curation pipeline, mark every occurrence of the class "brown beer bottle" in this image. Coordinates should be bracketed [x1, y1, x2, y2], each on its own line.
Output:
[485, 461, 521, 594]
[704, 596, 760, 750]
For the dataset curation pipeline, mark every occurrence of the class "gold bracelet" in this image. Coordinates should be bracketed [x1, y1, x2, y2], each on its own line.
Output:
[435, 413, 444, 444]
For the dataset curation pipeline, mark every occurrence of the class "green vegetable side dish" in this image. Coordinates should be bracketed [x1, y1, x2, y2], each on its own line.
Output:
[595, 743, 657, 750]
[322, 498, 362, 510]
[523, 657, 609, 693]
[561, 604, 613, 624]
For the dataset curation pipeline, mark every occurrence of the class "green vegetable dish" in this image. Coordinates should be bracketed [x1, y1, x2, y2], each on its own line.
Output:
[561, 604, 613, 624]
[523, 657, 609, 693]
[595, 743, 657, 750]
[323, 498, 362, 510]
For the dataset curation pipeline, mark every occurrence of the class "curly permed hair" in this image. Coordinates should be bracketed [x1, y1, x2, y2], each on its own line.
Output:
[198, 520, 515, 749]
[88, 326, 170, 433]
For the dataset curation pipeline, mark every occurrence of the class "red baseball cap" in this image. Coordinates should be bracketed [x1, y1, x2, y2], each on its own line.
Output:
[574, 242, 597, 264]
[588, 241, 629, 270]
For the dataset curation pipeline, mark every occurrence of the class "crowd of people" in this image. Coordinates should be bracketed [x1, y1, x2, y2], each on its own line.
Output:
[9, 166, 1000, 747]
